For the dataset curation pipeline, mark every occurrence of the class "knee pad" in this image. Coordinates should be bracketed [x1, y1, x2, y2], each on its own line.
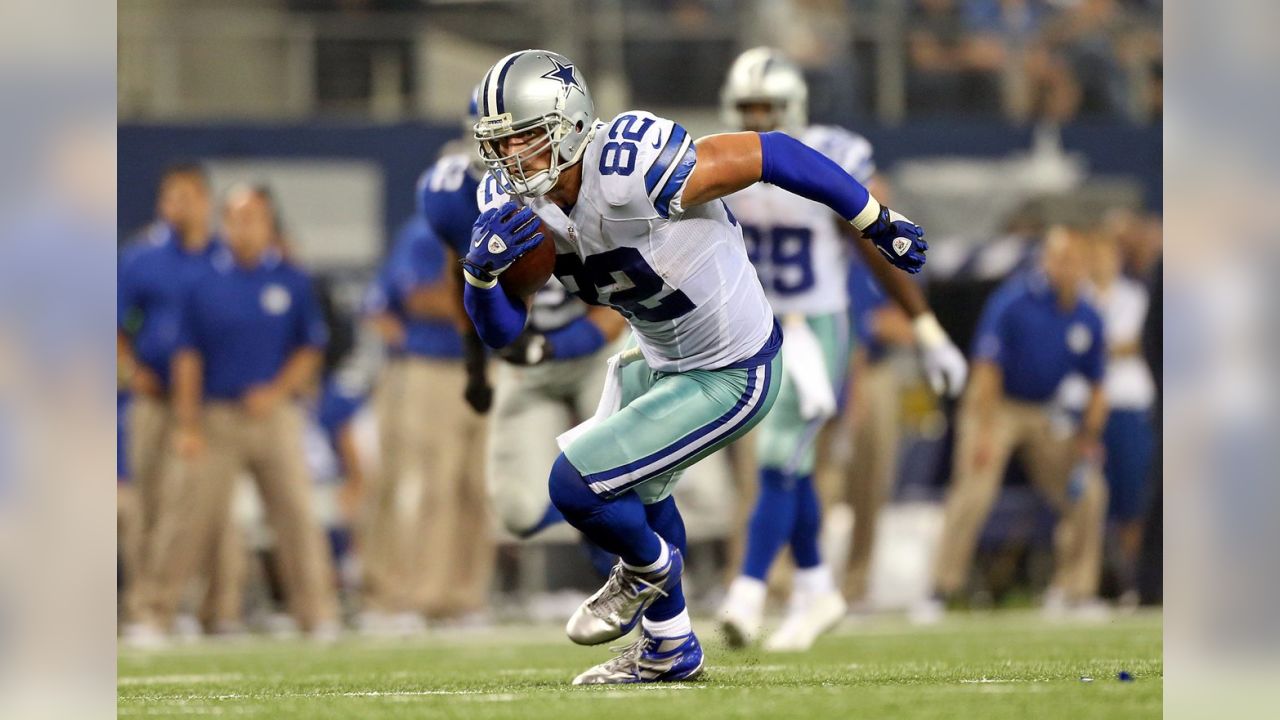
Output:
[548, 453, 601, 519]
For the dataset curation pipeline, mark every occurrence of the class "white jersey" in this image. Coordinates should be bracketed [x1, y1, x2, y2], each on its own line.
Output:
[723, 125, 875, 317]
[1058, 276, 1155, 412]
[478, 111, 775, 373]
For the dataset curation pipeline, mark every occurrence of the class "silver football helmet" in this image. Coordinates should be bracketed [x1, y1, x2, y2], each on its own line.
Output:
[720, 47, 808, 132]
[473, 49, 597, 197]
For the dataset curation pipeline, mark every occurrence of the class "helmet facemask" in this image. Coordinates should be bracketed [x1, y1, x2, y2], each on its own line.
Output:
[720, 47, 808, 133]
[475, 112, 582, 198]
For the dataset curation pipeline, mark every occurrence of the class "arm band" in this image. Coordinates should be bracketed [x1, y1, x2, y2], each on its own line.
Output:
[758, 131, 881, 230]
[463, 281, 528, 349]
[546, 317, 606, 360]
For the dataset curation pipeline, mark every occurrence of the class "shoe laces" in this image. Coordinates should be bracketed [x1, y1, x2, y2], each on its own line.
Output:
[590, 565, 668, 620]
[603, 634, 657, 676]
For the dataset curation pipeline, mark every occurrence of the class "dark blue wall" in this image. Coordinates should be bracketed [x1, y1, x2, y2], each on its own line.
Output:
[118, 120, 1160, 243]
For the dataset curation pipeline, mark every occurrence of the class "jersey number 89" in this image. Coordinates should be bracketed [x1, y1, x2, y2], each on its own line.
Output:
[742, 224, 816, 295]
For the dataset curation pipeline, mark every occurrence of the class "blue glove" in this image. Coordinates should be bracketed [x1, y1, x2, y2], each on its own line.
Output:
[462, 202, 545, 285]
[862, 206, 927, 274]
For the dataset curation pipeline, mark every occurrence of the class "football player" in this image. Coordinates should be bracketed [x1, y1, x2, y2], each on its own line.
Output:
[462, 50, 927, 684]
[418, 89, 628, 540]
[716, 48, 968, 651]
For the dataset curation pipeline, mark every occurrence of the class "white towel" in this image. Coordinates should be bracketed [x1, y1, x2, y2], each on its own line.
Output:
[556, 345, 645, 451]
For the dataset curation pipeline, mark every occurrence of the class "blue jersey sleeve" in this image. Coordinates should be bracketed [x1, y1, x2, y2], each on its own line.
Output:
[174, 282, 204, 354]
[971, 280, 1020, 365]
[385, 217, 447, 305]
[117, 250, 139, 330]
[418, 155, 482, 257]
[292, 272, 330, 350]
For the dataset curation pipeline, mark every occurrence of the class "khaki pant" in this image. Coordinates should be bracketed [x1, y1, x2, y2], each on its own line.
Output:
[117, 483, 142, 610]
[149, 402, 337, 631]
[363, 357, 492, 618]
[825, 360, 901, 603]
[934, 399, 1107, 600]
[122, 395, 246, 629]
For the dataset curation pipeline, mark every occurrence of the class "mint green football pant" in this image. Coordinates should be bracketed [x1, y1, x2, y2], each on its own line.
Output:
[563, 347, 782, 504]
[755, 312, 851, 477]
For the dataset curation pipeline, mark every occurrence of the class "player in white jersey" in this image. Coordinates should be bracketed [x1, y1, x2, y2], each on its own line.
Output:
[716, 48, 969, 651]
[460, 49, 929, 685]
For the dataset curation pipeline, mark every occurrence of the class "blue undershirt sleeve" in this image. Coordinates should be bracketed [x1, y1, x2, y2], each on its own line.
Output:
[463, 281, 528, 349]
[758, 131, 879, 228]
[546, 316, 606, 360]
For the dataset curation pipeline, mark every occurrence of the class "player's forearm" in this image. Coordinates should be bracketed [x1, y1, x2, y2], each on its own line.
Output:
[117, 330, 140, 382]
[336, 424, 365, 493]
[852, 234, 929, 318]
[171, 349, 204, 427]
[1079, 386, 1109, 443]
[365, 313, 406, 348]
[963, 361, 1003, 424]
[270, 347, 323, 398]
[463, 281, 528, 349]
[446, 247, 475, 334]
[1109, 339, 1142, 358]
[403, 282, 458, 321]
[586, 306, 628, 343]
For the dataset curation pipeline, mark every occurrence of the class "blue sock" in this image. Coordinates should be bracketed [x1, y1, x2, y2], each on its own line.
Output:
[790, 474, 822, 569]
[642, 496, 687, 622]
[547, 453, 661, 567]
[514, 502, 565, 539]
[742, 467, 796, 581]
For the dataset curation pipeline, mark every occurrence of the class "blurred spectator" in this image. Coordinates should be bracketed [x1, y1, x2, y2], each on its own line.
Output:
[1046, 0, 1131, 116]
[625, 0, 738, 108]
[960, 0, 1079, 122]
[1058, 227, 1155, 606]
[287, 0, 420, 116]
[1040, 0, 1161, 121]
[118, 164, 247, 644]
[907, 0, 1004, 116]
[1103, 208, 1162, 280]
[166, 185, 340, 640]
[919, 227, 1110, 621]
[358, 214, 492, 632]
[761, 0, 862, 124]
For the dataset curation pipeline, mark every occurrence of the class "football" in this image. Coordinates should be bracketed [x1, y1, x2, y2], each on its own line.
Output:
[499, 219, 555, 298]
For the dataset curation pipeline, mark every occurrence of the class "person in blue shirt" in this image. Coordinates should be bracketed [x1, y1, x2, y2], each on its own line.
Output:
[358, 212, 494, 628]
[165, 184, 341, 640]
[918, 227, 1110, 622]
[118, 163, 246, 645]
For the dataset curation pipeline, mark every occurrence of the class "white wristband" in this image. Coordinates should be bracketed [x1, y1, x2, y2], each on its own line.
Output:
[463, 269, 498, 289]
[850, 195, 882, 232]
[912, 312, 948, 349]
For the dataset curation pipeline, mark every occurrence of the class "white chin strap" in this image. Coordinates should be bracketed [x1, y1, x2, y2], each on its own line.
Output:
[510, 165, 558, 197]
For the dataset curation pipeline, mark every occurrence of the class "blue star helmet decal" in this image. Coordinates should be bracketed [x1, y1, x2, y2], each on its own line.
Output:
[540, 57, 580, 92]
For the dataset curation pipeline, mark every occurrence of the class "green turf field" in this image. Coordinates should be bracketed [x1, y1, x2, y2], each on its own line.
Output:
[118, 610, 1161, 719]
